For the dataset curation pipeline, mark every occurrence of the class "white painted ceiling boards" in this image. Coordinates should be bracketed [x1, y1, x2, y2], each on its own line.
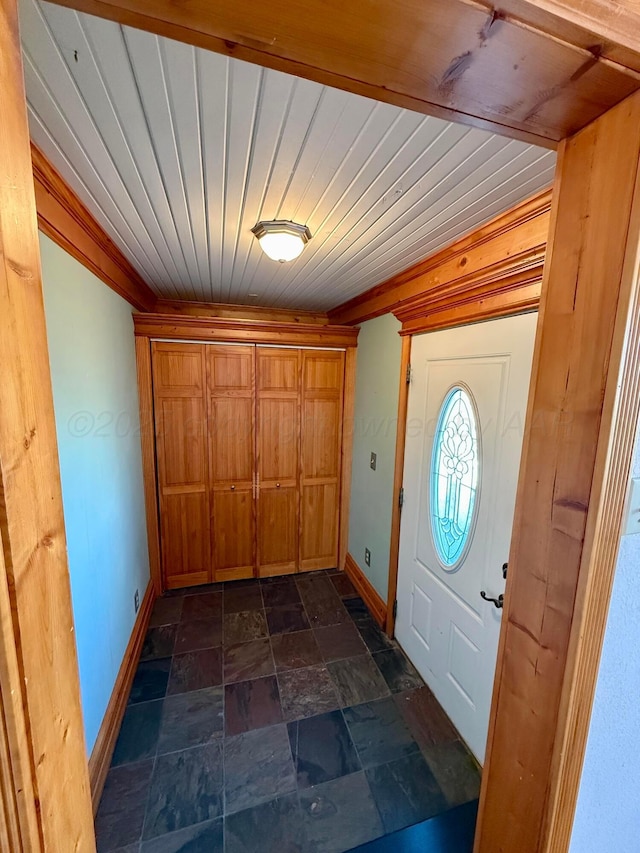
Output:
[20, 0, 557, 310]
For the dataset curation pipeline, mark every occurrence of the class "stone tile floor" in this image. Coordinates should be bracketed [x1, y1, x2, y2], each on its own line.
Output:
[95, 570, 480, 853]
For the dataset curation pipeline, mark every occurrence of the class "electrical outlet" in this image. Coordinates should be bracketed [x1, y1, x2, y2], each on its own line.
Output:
[370, 452, 377, 471]
[364, 548, 371, 566]
[134, 589, 140, 613]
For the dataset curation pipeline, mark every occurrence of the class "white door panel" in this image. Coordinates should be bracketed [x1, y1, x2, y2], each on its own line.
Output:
[396, 312, 537, 761]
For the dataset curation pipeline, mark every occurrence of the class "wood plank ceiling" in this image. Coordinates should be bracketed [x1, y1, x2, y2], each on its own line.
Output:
[20, 0, 556, 311]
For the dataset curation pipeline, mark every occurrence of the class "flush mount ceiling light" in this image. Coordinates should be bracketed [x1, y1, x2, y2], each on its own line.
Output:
[251, 220, 312, 263]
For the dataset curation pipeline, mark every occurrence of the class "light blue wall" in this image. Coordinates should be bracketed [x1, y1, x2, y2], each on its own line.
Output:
[40, 233, 150, 755]
[348, 313, 403, 600]
[570, 429, 640, 852]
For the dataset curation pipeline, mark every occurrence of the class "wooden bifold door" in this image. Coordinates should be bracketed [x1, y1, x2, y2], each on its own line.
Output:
[152, 341, 345, 588]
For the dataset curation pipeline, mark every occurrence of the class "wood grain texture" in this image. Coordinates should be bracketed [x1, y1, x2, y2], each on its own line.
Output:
[134, 314, 359, 348]
[476, 90, 640, 853]
[385, 336, 412, 637]
[0, 1, 95, 848]
[88, 581, 154, 813]
[32, 144, 156, 312]
[338, 347, 357, 570]
[156, 299, 329, 325]
[329, 189, 551, 326]
[46, 0, 640, 145]
[344, 553, 387, 628]
[135, 337, 162, 596]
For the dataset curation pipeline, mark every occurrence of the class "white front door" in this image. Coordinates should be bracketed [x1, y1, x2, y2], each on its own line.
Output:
[395, 312, 537, 761]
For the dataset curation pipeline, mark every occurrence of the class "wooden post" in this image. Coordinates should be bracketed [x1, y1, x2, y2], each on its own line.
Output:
[476, 90, 640, 852]
[0, 0, 96, 849]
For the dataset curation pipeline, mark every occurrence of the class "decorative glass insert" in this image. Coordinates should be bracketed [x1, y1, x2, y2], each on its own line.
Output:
[430, 386, 480, 567]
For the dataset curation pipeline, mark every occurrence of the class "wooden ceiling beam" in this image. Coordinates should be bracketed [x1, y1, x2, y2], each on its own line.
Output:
[47, 0, 640, 147]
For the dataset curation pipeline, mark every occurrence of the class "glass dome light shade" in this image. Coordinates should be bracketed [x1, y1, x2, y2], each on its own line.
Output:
[251, 220, 312, 263]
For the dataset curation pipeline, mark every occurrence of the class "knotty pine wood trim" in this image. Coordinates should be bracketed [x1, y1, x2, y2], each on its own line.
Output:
[135, 337, 163, 596]
[338, 348, 357, 570]
[329, 189, 551, 326]
[133, 313, 359, 348]
[155, 298, 329, 325]
[46, 0, 640, 145]
[344, 553, 387, 629]
[31, 144, 157, 313]
[385, 336, 412, 637]
[0, 3, 96, 847]
[476, 90, 640, 853]
[88, 581, 155, 813]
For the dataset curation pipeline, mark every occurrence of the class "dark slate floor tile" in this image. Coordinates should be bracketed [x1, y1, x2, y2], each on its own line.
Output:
[95, 760, 154, 852]
[278, 664, 341, 722]
[181, 592, 223, 622]
[271, 630, 322, 672]
[314, 621, 367, 662]
[182, 583, 224, 595]
[356, 619, 396, 654]
[343, 697, 420, 769]
[143, 743, 224, 840]
[344, 596, 369, 623]
[266, 603, 310, 635]
[149, 597, 184, 628]
[287, 710, 360, 788]
[260, 574, 296, 585]
[227, 578, 260, 589]
[112, 699, 163, 766]
[327, 655, 390, 707]
[224, 610, 268, 645]
[111, 846, 140, 853]
[373, 648, 423, 694]
[421, 741, 481, 808]
[158, 687, 224, 754]
[300, 772, 384, 853]
[225, 793, 306, 853]
[175, 618, 222, 654]
[224, 583, 264, 613]
[224, 638, 274, 684]
[128, 658, 172, 705]
[262, 581, 302, 608]
[365, 752, 448, 834]
[330, 573, 358, 599]
[393, 687, 459, 749]
[297, 577, 350, 628]
[225, 675, 283, 736]
[141, 625, 177, 662]
[167, 648, 223, 696]
[224, 725, 296, 815]
[140, 818, 223, 852]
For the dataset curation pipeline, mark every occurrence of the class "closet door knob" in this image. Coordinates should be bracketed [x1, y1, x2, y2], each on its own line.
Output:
[230, 484, 235, 491]
[276, 482, 281, 488]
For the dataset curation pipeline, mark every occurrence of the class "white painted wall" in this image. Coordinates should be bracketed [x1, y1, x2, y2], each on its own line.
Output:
[40, 233, 150, 755]
[570, 429, 640, 852]
[348, 314, 403, 599]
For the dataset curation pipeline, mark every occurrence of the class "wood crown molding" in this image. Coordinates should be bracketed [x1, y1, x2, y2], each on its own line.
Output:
[133, 313, 359, 348]
[329, 189, 552, 328]
[31, 143, 157, 312]
[88, 581, 155, 813]
[155, 298, 329, 325]
[344, 553, 387, 629]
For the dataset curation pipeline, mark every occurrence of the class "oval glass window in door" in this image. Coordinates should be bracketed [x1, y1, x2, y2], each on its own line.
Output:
[429, 385, 480, 568]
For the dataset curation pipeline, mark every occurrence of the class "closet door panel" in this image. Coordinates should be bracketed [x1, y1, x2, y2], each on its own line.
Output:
[207, 345, 256, 581]
[152, 342, 211, 589]
[257, 349, 300, 576]
[300, 351, 345, 572]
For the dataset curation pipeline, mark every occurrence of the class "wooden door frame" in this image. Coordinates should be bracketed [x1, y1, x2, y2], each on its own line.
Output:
[5, 0, 640, 848]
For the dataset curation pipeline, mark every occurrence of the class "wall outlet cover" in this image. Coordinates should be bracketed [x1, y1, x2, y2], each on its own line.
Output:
[134, 588, 140, 613]
[365, 548, 371, 566]
[370, 452, 377, 471]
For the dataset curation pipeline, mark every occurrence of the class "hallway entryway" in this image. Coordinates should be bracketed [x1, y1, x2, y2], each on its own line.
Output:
[95, 571, 480, 852]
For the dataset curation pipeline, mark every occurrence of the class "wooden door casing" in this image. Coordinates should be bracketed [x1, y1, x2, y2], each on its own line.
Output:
[207, 345, 256, 581]
[152, 342, 211, 588]
[256, 348, 301, 577]
[300, 350, 345, 571]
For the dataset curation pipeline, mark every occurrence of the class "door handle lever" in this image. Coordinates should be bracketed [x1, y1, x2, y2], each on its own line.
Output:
[480, 590, 504, 609]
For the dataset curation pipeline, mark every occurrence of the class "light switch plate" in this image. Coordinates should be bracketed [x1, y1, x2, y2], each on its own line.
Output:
[365, 548, 371, 566]
[624, 477, 640, 535]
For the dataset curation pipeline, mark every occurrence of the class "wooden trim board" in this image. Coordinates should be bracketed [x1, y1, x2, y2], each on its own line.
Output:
[338, 348, 358, 570]
[344, 553, 387, 628]
[32, 144, 157, 312]
[155, 299, 329, 325]
[88, 581, 155, 813]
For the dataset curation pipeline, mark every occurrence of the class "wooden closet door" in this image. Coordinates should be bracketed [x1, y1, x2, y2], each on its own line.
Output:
[257, 348, 300, 576]
[300, 350, 345, 571]
[207, 345, 256, 581]
[152, 342, 210, 589]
